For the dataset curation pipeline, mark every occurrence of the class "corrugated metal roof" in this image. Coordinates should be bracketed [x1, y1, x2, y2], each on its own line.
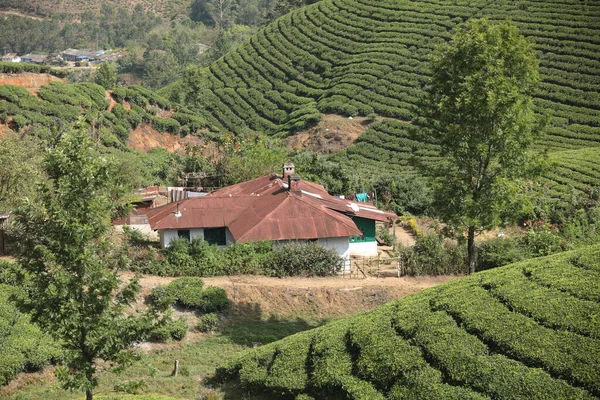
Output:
[147, 174, 397, 242]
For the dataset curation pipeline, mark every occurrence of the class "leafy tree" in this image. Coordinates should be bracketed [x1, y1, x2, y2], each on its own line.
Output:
[9, 125, 155, 400]
[143, 50, 181, 89]
[416, 18, 544, 274]
[94, 62, 118, 89]
[0, 133, 43, 210]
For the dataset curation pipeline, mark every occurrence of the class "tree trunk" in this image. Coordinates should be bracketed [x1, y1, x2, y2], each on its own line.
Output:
[467, 226, 476, 275]
[86, 388, 93, 400]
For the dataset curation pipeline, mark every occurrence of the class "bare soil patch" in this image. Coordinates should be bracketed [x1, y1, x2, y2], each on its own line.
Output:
[286, 114, 374, 153]
[105, 90, 116, 112]
[126, 123, 203, 153]
[128, 273, 457, 320]
[0, 73, 63, 95]
[0, 10, 45, 21]
[0, 123, 14, 138]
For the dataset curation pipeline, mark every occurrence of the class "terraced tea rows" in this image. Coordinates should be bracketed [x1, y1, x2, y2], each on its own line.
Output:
[166, 0, 600, 199]
[0, 81, 210, 145]
[217, 244, 600, 399]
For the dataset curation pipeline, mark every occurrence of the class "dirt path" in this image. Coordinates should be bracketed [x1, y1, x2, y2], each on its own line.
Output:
[128, 272, 454, 291]
[0, 10, 44, 21]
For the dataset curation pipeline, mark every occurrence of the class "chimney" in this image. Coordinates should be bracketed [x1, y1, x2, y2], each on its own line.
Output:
[175, 202, 181, 217]
[283, 163, 301, 191]
[283, 162, 295, 177]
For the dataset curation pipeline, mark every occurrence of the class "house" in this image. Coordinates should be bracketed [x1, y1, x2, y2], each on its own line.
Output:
[113, 186, 164, 238]
[0, 211, 11, 256]
[2, 53, 21, 63]
[147, 164, 397, 264]
[61, 49, 97, 62]
[21, 54, 48, 64]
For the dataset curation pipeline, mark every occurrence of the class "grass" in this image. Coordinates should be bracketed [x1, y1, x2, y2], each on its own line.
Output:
[6, 314, 329, 400]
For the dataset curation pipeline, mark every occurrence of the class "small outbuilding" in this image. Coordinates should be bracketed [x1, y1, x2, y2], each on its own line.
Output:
[21, 54, 48, 64]
[2, 53, 21, 63]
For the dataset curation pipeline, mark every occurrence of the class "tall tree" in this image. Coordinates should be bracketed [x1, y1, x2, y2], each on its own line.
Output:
[417, 18, 544, 274]
[94, 62, 118, 89]
[10, 125, 153, 400]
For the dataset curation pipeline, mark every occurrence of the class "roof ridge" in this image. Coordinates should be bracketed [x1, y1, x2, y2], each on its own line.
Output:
[291, 192, 359, 233]
[231, 191, 292, 241]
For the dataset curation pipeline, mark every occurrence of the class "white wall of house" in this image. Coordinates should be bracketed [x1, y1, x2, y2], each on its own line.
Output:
[159, 228, 232, 249]
[160, 228, 204, 248]
[349, 241, 378, 257]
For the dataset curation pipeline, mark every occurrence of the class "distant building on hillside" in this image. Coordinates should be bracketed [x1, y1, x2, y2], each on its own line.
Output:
[60, 49, 122, 64]
[2, 53, 21, 63]
[21, 54, 48, 64]
[61, 48, 97, 62]
[147, 163, 397, 267]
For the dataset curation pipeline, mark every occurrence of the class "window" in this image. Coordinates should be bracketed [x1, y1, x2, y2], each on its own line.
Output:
[204, 227, 227, 246]
[350, 217, 376, 243]
[177, 230, 191, 241]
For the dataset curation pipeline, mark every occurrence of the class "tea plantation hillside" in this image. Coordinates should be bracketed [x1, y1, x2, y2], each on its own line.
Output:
[163, 0, 600, 199]
[0, 79, 212, 146]
[217, 244, 600, 399]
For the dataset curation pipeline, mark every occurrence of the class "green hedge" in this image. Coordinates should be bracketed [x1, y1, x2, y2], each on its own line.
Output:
[0, 61, 68, 78]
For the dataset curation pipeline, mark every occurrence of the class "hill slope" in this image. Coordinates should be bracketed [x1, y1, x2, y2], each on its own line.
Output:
[217, 244, 600, 399]
[0, 79, 211, 148]
[164, 0, 600, 199]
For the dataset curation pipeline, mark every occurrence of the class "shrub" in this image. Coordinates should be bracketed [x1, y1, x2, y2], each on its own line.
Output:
[151, 277, 229, 313]
[376, 225, 394, 246]
[520, 229, 565, 256]
[197, 313, 220, 332]
[198, 286, 230, 313]
[397, 233, 466, 275]
[477, 237, 530, 271]
[0, 284, 59, 384]
[265, 242, 344, 277]
[149, 285, 177, 311]
[148, 316, 188, 342]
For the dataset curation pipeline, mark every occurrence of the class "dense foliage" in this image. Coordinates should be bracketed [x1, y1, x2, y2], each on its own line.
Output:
[0, 278, 58, 385]
[217, 244, 600, 399]
[266, 242, 344, 277]
[150, 277, 230, 313]
[0, 81, 209, 141]
[0, 61, 67, 77]
[130, 238, 344, 278]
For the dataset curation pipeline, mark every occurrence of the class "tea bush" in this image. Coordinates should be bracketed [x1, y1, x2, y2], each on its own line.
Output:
[217, 244, 600, 399]
[0, 283, 59, 385]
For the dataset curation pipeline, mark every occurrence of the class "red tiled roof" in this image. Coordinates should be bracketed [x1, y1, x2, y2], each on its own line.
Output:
[146, 174, 397, 242]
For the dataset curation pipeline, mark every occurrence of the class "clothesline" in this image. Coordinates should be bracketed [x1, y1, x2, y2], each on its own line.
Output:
[337, 191, 376, 203]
